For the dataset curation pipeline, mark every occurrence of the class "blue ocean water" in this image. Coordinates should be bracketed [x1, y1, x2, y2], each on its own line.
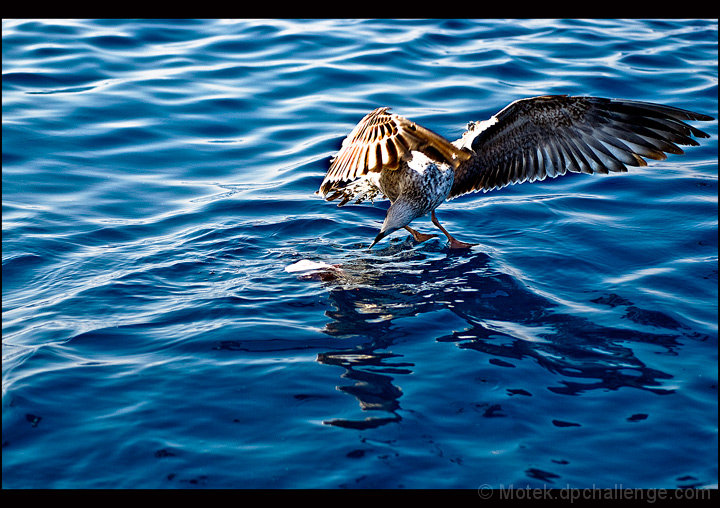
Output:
[2, 19, 717, 489]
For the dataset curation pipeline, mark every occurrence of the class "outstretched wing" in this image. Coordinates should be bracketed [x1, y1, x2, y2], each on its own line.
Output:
[319, 107, 471, 197]
[449, 95, 713, 199]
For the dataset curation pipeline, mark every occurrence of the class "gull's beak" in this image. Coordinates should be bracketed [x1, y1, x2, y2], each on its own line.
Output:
[369, 231, 386, 249]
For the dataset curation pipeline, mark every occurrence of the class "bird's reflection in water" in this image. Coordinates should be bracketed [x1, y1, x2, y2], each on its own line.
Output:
[311, 238, 703, 430]
[317, 351, 406, 429]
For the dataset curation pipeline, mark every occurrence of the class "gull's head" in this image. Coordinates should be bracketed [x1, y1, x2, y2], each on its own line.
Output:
[369, 199, 418, 249]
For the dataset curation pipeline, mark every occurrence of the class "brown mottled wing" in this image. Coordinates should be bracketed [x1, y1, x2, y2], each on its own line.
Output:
[449, 95, 713, 199]
[319, 107, 471, 197]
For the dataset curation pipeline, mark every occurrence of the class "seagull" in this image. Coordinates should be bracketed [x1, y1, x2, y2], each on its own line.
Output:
[318, 95, 712, 249]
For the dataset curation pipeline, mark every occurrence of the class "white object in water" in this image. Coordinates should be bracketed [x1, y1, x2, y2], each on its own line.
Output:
[285, 259, 337, 273]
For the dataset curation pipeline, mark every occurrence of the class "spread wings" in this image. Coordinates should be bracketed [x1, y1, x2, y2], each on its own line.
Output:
[319, 107, 471, 197]
[449, 95, 713, 199]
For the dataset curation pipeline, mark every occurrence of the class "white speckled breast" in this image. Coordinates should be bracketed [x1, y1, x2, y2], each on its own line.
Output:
[379, 151, 455, 217]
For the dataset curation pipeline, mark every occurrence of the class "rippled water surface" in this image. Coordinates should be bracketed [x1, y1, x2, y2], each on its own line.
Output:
[2, 19, 717, 489]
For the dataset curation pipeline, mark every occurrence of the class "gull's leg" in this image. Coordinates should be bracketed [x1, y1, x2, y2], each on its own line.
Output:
[404, 226, 438, 244]
[431, 211, 476, 249]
